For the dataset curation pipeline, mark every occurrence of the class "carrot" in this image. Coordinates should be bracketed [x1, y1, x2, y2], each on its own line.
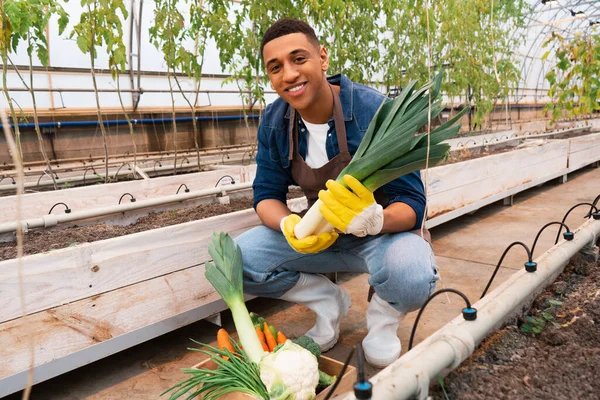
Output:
[217, 328, 234, 359]
[276, 331, 287, 344]
[263, 322, 278, 352]
[256, 327, 269, 351]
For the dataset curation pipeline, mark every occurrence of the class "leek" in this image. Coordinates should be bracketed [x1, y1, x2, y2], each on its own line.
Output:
[294, 72, 469, 239]
[204, 232, 266, 364]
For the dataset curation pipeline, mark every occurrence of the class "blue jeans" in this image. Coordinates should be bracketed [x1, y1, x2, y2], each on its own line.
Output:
[235, 226, 440, 314]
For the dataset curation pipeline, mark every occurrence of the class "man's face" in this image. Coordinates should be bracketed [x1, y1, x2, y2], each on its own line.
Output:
[262, 32, 329, 111]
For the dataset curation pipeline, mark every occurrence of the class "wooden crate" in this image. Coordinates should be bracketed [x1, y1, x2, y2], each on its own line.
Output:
[191, 355, 357, 399]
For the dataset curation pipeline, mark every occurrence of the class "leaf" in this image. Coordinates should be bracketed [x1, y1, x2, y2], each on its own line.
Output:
[520, 324, 532, 333]
[541, 312, 554, 321]
[532, 326, 543, 334]
[541, 50, 550, 61]
[551, 321, 561, 328]
[548, 299, 563, 306]
[76, 35, 89, 53]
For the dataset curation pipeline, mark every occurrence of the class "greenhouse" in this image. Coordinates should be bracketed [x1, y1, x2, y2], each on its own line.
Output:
[0, 0, 599, 399]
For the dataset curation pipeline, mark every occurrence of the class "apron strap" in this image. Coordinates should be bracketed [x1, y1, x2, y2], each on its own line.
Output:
[287, 83, 348, 161]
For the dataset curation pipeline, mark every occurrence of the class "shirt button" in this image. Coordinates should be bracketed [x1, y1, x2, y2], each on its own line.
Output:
[301, 128, 305, 132]
[328, 133, 331, 137]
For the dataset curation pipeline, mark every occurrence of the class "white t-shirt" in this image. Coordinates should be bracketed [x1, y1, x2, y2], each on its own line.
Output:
[301, 119, 330, 169]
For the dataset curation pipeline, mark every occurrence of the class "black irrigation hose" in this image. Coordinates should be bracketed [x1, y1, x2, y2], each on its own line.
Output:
[82, 167, 96, 185]
[409, 289, 475, 351]
[176, 183, 190, 194]
[48, 202, 71, 214]
[586, 194, 600, 218]
[215, 175, 236, 187]
[118, 193, 136, 204]
[153, 160, 162, 177]
[530, 221, 573, 259]
[480, 241, 532, 299]
[114, 162, 133, 182]
[0, 175, 16, 184]
[180, 157, 190, 168]
[322, 346, 355, 400]
[555, 202, 599, 245]
[353, 343, 372, 400]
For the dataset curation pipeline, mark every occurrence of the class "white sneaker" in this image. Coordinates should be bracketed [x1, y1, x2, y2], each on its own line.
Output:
[362, 293, 405, 368]
[279, 273, 351, 351]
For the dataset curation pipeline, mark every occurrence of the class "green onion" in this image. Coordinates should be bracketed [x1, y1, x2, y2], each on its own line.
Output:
[161, 339, 269, 400]
[204, 232, 266, 364]
[294, 72, 469, 239]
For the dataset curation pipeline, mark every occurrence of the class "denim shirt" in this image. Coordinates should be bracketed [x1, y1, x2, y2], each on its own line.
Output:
[253, 74, 427, 229]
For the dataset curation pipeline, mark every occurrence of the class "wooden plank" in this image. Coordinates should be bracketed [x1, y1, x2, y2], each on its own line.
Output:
[0, 209, 261, 323]
[568, 132, 600, 171]
[426, 141, 568, 217]
[0, 254, 253, 396]
[0, 165, 256, 224]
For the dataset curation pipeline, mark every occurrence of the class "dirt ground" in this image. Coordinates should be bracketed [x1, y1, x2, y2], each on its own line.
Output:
[430, 246, 600, 400]
[0, 189, 304, 261]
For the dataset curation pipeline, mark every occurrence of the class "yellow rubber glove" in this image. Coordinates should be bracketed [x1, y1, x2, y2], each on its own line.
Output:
[318, 175, 384, 237]
[281, 214, 338, 254]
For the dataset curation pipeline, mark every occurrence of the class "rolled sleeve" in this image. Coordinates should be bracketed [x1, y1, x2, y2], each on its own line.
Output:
[252, 123, 293, 210]
[382, 171, 426, 230]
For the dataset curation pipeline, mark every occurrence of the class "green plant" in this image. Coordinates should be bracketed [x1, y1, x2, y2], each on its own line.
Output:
[521, 299, 562, 334]
[543, 33, 600, 121]
[149, 0, 185, 175]
[380, 0, 528, 130]
[436, 376, 450, 400]
[71, 0, 128, 183]
[103, 0, 138, 179]
[1, 0, 68, 185]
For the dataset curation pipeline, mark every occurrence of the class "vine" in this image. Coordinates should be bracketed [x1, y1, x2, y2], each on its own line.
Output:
[3, 0, 69, 188]
[71, 0, 128, 183]
[544, 32, 600, 121]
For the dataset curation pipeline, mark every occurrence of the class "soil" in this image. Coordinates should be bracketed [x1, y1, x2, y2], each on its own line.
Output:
[0, 188, 305, 261]
[441, 145, 519, 165]
[429, 246, 600, 400]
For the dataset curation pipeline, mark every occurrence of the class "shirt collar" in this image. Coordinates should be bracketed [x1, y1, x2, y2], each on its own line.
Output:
[284, 74, 353, 122]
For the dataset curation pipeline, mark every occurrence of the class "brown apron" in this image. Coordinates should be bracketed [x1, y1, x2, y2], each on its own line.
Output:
[287, 83, 431, 243]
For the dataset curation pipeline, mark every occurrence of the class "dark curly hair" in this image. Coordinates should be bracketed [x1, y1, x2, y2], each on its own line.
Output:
[260, 18, 320, 60]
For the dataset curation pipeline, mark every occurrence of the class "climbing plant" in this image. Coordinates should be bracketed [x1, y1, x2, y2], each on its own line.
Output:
[0, 0, 23, 160]
[544, 32, 600, 120]
[102, 0, 139, 179]
[170, 0, 207, 172]
[201, 0, 527, 132]
[2, 0, 69, 188]
[71, 0, 128, 183]
[149, 0, 187, 174]
[379, 0, 528, 130]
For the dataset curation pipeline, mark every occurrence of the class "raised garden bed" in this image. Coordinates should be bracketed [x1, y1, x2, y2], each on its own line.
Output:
[430, 247, 600, 400]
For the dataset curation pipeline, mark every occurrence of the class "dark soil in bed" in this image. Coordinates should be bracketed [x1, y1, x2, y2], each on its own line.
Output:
[0, 189, 305, 261]
[430, 246, 600, 400]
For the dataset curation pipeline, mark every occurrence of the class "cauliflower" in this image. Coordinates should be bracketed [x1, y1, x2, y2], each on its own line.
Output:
[259, 340, 320, 400]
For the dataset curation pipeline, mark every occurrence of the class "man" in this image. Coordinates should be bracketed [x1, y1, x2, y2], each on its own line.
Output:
[235, 18, 439, 368]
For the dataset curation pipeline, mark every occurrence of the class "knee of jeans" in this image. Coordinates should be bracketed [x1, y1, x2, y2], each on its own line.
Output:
[372, 239, 438, 313]
[235, 226, 277, 283]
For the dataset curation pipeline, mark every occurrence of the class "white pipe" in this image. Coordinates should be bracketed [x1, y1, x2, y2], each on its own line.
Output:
[0, 181, 253, 234]
[338, 218, 600, 400]
[0, 154, 249, 191]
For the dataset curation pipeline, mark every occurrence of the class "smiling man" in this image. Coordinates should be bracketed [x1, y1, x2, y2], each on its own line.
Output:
[235, 18, 439, 368]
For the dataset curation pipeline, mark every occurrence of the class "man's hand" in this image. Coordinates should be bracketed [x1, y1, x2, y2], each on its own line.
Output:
[318, 175, 383, 237]
[281, 214, 338, 253]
